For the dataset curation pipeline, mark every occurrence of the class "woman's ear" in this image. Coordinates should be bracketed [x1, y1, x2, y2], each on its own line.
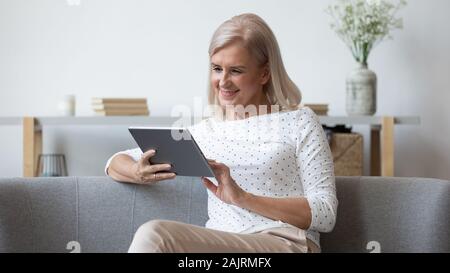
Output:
[260, 63, 270, 85]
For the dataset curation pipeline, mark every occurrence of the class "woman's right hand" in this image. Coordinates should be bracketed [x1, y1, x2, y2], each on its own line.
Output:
[131, 149, 176, 184]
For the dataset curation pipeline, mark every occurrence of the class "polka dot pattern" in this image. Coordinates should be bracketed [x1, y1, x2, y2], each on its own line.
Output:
[105, 107, 338, 248]
[188, 107, 338, 247]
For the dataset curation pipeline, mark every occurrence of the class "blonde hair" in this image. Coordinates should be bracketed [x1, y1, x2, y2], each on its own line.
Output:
[208, 13, 301, 111]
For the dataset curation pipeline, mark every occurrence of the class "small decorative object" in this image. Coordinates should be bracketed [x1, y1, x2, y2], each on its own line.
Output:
[37, 154, 68, 177]
[346, 62, 377, 115]
[58, 94, 76, 116]
[326, 0, 407, 115]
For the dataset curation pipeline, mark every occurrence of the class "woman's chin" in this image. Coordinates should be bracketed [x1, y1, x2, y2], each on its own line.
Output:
[219, 101, 233, 107]
[218, 98, 238, 108]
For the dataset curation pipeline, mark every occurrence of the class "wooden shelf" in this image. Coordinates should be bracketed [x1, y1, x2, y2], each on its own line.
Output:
[0, 115, 420, 126]
[0, 117, 22, 125]
[0, 115, 421, 177]
[319, 116, 420, 126]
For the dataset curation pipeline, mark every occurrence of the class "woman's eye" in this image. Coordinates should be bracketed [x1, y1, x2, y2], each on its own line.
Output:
[231, 70, 242, 74]
[212, 67, 222, 72]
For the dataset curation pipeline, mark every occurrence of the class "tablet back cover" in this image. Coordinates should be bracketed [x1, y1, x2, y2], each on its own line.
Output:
[128, 127, 214, 177]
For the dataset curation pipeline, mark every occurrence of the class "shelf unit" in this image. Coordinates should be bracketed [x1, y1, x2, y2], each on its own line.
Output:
[0, 115, 420, 177]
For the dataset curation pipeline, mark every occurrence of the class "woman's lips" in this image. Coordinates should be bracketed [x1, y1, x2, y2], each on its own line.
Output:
[220, 89, 240, 99]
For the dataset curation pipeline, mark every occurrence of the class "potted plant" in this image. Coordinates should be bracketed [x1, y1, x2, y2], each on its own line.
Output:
[326, 0, 407, 115]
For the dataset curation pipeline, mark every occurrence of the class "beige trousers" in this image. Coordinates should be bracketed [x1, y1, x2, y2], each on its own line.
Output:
[128, 220, 320, 253]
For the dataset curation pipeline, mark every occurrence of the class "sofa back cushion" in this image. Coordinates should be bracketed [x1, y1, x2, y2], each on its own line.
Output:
[0, 176, 208, 253]
[1, 176, 449, 253]
[321, 177, 450, 253]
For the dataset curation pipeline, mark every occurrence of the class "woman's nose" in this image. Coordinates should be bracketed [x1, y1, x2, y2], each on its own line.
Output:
[219, 72, 231, 87]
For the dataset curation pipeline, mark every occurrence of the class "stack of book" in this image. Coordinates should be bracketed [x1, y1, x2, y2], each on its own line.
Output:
[92, 98, 149, 116]
[304, 103, 329, 116]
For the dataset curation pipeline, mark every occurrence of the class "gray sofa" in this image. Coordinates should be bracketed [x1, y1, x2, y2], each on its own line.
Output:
[0, 176, 449, 253]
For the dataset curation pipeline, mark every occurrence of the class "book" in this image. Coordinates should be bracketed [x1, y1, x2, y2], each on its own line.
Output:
[312, 110, 328, 116]
[91, 103, 148, 110]
[304, 103, 329, 109]
[304, 103, 329, 116]
[94, 109, 150, 116]
[91, 98, 147, 104]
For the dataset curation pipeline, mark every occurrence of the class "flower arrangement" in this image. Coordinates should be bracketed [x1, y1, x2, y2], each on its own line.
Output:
[326, 0, 407, 65]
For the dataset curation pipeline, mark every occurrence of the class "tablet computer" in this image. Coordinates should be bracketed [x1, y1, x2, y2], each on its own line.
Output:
[128, 127, 214, 177]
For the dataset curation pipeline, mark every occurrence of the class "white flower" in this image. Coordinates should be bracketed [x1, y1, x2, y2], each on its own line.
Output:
[367, 0, 381, 6]
[326, 0, 407, 64]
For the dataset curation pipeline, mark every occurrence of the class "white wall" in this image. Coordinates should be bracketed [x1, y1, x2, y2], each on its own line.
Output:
[1, 0, 449, 180]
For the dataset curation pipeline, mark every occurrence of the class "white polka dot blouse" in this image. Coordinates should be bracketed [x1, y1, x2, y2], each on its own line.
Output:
[105, 107, 338, 248]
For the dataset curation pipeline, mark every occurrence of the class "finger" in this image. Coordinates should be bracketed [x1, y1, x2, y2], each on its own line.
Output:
[142, 172, 176, 183]
[140, 149, 156, 165]
[208, 161, 226, 171]
[207, 163, 220, 177]
[208, 160, 224, 166]
[154, 172, 177, 182]
[208, 161, 220, 167]
[147, 163, 172, 173]
[207, 158, 216, 162]
[202, 177, 217, 193]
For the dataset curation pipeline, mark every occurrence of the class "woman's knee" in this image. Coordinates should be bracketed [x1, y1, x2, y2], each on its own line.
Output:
[129, 219, 178, 253]
[137, 219, 171, 234]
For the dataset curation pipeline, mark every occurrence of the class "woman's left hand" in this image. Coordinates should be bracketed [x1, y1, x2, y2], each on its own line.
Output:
[202, 160, 249, 206]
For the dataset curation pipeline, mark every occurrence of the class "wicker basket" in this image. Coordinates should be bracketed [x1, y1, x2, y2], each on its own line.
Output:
[330, 133, 363, 176]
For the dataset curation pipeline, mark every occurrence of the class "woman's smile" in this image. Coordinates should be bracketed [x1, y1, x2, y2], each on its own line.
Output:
[219, 89, 240, 99]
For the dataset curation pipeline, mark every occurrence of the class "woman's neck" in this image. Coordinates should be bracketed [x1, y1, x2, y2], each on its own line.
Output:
[224, 98, 279, 121]
[229, 105, 272, 120]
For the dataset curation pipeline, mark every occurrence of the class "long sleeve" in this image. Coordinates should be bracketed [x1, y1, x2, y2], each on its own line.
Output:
[296, 108, 338, 233]
[104, 148, 142, 175]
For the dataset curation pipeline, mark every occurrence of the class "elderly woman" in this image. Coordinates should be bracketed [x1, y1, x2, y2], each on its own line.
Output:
[105, 13, 337, 253]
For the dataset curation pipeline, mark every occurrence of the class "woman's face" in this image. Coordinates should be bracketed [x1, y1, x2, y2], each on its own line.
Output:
[210, 42, 270, 110]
